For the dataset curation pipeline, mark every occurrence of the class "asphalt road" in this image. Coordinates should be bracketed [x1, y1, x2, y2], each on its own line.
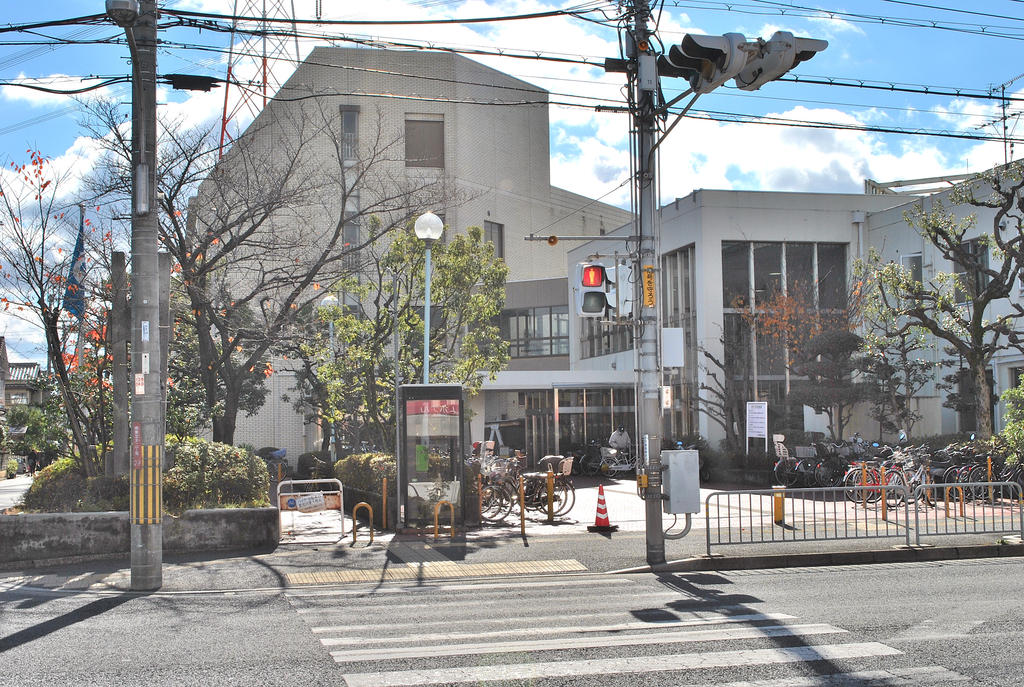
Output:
[0, 474, 30, 510]
[3, 557, 1022, 686]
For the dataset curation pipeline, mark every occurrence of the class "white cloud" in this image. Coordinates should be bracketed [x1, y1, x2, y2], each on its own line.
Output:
[1, 73, 114, 107]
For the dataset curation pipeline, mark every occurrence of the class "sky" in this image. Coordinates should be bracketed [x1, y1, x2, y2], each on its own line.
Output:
[2, 0, 1024, 361]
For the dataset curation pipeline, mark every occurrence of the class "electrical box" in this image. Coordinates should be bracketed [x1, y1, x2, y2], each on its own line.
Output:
[662, 450, 700, 514]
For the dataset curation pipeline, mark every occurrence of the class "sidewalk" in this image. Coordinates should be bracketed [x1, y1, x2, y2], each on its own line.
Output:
[2, 476, 1022, 594]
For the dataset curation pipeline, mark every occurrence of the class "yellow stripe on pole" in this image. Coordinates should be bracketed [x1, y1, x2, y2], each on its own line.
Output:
[131, 445, 162, 525]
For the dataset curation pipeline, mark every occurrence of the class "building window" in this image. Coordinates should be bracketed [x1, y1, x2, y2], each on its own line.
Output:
[817, 243, 847, 310]
[9, 392, 28, 405]
[954, 239, 988, 303]
[342, 212, 360, 269]
[484, 221, 504, 260]
[405, 117, 444, 168]
[501, 306, 569, 358]
[901, 253, 923, 284]
[722, 241, 750, 308]
[340, 106, 358, 160]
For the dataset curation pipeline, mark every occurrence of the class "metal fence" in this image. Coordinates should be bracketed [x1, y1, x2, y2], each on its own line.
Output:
[705, 481, 1024, 556]
[912, 481, 1024, 545]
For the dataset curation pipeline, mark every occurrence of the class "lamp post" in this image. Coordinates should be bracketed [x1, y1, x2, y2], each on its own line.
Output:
[106, 0, 163, 591]
[413, 212, 444, 384]
[320, 293, 339, 461]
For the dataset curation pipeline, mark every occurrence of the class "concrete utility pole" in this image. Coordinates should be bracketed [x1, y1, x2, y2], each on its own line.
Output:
[108, 0, 164, 591]
[625, 0, 666, 567]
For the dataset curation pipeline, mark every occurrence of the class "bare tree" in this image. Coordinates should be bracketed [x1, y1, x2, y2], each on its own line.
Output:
[0, 151, 110, 474]
[82, 97, 461, 444]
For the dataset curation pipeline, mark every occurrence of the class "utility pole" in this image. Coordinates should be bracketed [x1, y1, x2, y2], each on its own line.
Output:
[623, 0, 666, 567]
[108, 0, 164, 591]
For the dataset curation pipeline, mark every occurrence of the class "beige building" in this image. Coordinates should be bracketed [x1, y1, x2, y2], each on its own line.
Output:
[217, 47, 630, 458]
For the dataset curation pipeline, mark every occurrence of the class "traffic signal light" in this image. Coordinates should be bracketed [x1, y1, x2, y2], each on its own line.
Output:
[664, 33, 747, 94]
[734, 31, 828, 91]
[576, 262, 614, 317]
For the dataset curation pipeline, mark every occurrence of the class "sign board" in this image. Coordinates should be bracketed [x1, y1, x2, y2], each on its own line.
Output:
[132, 422, 143, 470]
[134, 373, 145, 395]
[278, 491, 342, 512]
[642, 266, 656, 307]
[745, 401, 768, 454]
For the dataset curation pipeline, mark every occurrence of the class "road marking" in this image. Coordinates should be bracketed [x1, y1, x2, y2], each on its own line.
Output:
[332, 623, 846, 663]
[290, 574, 631, 599]
[320, 611, 796, 645]
[690, 665, 969, 685]
[285, 559, 586, 585]
[341, 642, 903, 686]
[312, 605, 774, 633]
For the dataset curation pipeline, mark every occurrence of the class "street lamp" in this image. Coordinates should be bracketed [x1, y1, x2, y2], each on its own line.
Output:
[320, 293, 339, 461]
[413, 212, 444, 384]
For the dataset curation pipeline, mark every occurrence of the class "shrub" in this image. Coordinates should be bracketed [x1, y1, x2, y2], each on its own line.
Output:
[21, 458, 87, 511]
[19, 439, 270, 513]
[5, 458, 17, 478]
[164, 438, 270, 513]
[333, 452, 396, 495]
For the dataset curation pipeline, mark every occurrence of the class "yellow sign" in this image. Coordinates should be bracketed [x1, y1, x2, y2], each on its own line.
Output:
[642, 266, 656, 307]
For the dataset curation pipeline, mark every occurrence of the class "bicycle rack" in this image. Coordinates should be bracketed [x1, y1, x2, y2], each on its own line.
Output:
[434, 500, 454, 541]
[352, 502, 374, 544]
[944, 485, 966, 518]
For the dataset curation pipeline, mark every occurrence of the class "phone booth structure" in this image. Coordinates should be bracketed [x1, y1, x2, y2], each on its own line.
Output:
[398, 384, 466, 531]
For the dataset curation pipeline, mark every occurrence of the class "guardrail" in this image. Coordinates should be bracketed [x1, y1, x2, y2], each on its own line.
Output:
[705, 481, 1024, 556]
[705, 485, 912, 557]
[276, 478, 345, 538]
[913, 481, 1024, 545]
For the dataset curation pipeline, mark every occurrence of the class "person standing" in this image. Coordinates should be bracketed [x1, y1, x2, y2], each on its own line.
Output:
[27, 450, 38, 477]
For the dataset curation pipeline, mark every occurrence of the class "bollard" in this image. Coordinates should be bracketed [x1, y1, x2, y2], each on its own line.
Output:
[477, 473, 483, 524]
[352, 502, 374, 544]
[860, 462, 868, 509]
[988, 457, 994, 503]
[519, 474, 525, 537]
[433, 500, 454, 541]
[382, 477, 388, 530]
[880, 466, 888, 521]
[772, 486, 785, 525]
[546, 467, 555, 522]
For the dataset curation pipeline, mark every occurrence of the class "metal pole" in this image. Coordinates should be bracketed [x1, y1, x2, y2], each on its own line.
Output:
[127, 0, 163, 591]
[423, 242, 432, 384]
[393, 270, 402, 530]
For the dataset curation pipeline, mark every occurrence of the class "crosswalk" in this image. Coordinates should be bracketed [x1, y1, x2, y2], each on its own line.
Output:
[285, 574, 967, 686]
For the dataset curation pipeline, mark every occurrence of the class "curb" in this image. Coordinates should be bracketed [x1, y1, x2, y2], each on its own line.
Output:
[610, 541, 1024, 574]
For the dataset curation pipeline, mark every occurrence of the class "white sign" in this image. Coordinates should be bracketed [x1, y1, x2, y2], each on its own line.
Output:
[134, 373, 145, 395]
[295, 493, 326, 513]
[141, 320, 150, 342]
[141, 353, 150, 375]
[746, 401, 768, 439]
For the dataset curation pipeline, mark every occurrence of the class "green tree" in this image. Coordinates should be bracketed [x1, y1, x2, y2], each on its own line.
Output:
[788, 329, 870, 441]
[290, 223, 509, 451]
[6, 401, 68, 460]
[857, 254, 940, 438]
[874, 165, 1024, 438]
[1000, 373, 1024, 463]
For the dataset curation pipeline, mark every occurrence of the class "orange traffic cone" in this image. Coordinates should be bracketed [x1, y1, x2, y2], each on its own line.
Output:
[587, 484, 619, 532]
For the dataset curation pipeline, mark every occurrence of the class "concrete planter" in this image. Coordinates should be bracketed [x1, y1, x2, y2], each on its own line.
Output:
[0, 507, 280, 569]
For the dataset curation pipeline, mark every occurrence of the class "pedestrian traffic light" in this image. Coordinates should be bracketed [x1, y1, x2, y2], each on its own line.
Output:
[576, 262, 614, 317]
[734, 31, 828, 91]
[665, 32, 748, 94]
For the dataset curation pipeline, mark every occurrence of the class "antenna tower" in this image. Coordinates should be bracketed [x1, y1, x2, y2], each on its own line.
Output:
[219, 0, 302, 156]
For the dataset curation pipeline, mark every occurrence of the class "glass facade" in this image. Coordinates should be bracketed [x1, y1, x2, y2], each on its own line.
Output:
[501, 306, 569, 357]
[722, 240, 849, 432]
